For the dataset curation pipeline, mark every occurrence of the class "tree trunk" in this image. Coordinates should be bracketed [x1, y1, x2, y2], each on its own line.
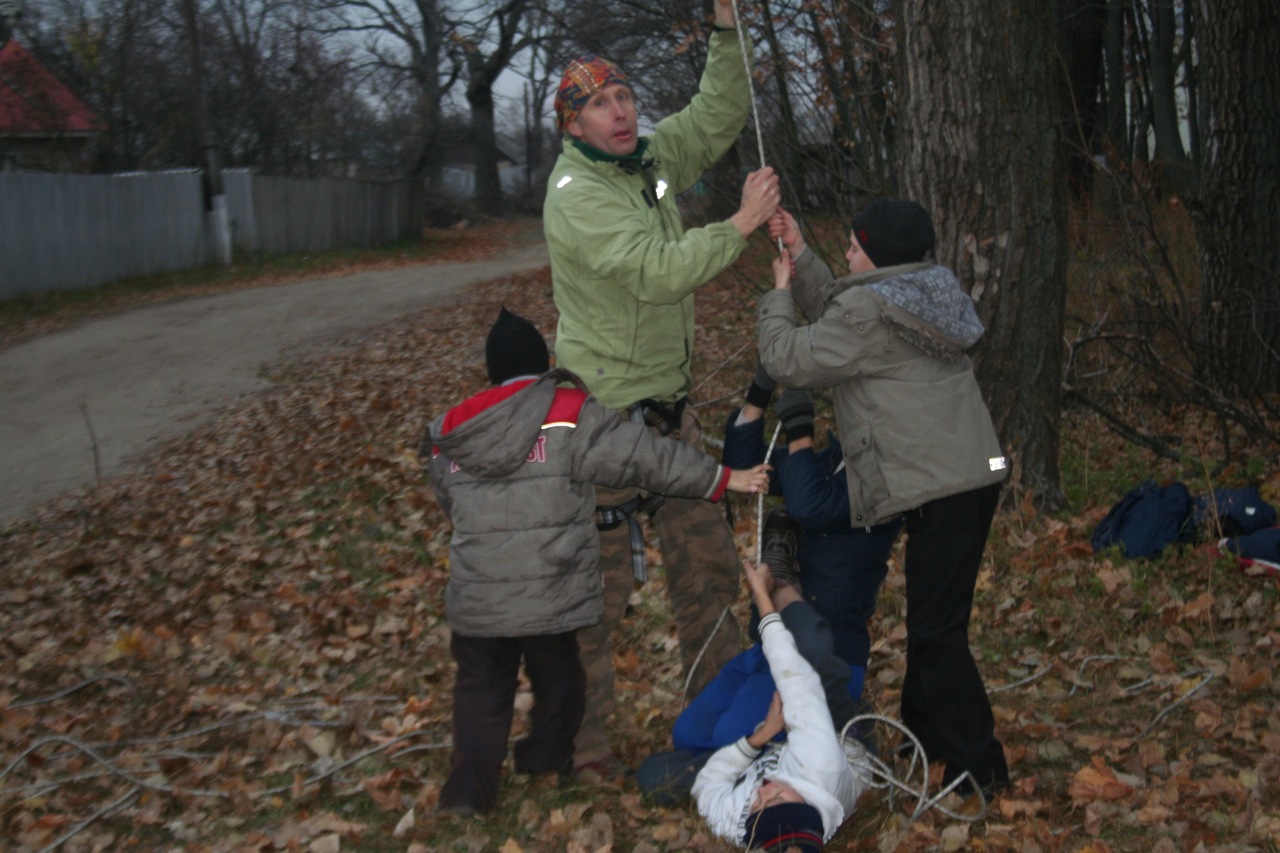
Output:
[834, 1, 894, 197]
[461, 0, 532, 218]
[466, 49, 505, 217]
[757, 0, 806, 209]
[1183, 0, 1202, 167]
[1148, 0, 1187, 166]
[411, 0, 448, 187]
[896, 0, 1068, 510]
[1192, 0, 1280, 393]
[1126, 2, 1152, 163]
[1058, 0, 1108, 197]
[1104, 0, 1127, 158]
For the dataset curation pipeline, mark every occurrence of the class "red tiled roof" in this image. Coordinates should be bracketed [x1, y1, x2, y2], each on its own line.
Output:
[0, 39, 103, 135]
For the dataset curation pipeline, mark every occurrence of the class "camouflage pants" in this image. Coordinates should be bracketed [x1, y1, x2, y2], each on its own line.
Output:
[573, 404, 743, 767]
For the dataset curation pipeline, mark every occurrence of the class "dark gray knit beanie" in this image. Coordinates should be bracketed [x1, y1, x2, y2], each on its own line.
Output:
[851, 198, 936, 268]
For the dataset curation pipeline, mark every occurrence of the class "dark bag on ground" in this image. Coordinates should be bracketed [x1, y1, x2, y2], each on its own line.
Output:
[1091, 480, 1196, 559]
[1193, 487, 1277, 537]
[1216, 527, 1280, 575]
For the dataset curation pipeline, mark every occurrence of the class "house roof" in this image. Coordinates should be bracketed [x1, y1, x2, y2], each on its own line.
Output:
[0, 39, 103, 136]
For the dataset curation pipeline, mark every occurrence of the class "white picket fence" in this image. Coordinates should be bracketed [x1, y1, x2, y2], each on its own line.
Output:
[0, 169, 426, 299]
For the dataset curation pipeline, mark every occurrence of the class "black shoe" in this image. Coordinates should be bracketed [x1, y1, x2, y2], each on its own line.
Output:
[761, 507, 802, 589]
[435, 801, 480, 818]
[942, 764, 1010, 801]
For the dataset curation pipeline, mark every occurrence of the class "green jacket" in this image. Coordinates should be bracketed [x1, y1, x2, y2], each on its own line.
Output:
[544, 31, 753, 410]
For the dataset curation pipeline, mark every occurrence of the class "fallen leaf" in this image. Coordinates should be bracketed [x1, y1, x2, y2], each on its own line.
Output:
[308, 835, 340, 853]
[306, 731, 336, 757]
[1182, 591, 1214, 619]
[940, 823, 969, 851]
[1069, 757, 1134, 803]
[393, 807, 414, 837]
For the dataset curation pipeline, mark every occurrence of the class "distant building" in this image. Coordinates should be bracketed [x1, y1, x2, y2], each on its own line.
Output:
[440, 135, 525, 198]
[0, 40, 103, 172]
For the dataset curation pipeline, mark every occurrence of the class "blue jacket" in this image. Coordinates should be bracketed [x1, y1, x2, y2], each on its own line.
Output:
[722, 411, 900, 667]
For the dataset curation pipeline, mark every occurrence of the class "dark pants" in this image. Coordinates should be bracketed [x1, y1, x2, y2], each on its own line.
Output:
[440, 630, 585, 812]
[778, 600, 859, 733]
[797, 517, 900, 670]
[900, 482, 1009, 791]
[635, 749, 713, 808]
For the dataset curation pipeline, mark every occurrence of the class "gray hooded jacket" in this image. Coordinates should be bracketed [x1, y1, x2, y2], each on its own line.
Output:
[758, 252, 1008, 527]
[424, 369, 730, 637]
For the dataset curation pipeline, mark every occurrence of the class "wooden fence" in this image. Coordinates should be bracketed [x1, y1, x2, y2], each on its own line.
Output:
[0, 170, 426, 299]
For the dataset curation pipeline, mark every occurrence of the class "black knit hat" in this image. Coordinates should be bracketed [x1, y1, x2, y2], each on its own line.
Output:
[485, 307, 549, 385]
[850, 198, 936, 269]
[743, 802, 824, 852]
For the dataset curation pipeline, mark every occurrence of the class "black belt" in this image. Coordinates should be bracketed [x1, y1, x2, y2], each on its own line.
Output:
[593, 397, 688, 582]
[596, 492, 667, 584]
[629, 397, 687, 437]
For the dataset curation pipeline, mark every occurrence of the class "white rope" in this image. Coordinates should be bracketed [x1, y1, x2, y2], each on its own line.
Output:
[683, 603, 735, 705]
[728, 0, 785, 254]
[729, 0, 769, 179]
[989, 662, 1053, 694]
[840, 714, 990, 823]
[1067, 654, 1138, 697]
[754, 421, 783, 562]
[1132, 669, 1215, 742]
[37, 786, 140, 853]
[831, 655, 1216, 825]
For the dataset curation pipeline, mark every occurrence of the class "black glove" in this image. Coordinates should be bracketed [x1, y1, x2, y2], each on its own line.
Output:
[745, 361, 777, 410]
[776, 387, 814, 443]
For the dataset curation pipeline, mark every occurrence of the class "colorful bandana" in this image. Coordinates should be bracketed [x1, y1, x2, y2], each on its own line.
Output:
[554, 54, 629, 132]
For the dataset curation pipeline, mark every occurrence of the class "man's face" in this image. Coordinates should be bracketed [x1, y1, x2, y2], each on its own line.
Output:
[567, 84, 639, 157]
[846, 230, 877, 275]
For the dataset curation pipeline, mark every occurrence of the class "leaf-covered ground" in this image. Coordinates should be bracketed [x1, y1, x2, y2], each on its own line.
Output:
[2, 220, 1278, 852]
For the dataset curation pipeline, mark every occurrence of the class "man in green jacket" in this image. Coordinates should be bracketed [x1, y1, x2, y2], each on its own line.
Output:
[543, 0, 780, 775]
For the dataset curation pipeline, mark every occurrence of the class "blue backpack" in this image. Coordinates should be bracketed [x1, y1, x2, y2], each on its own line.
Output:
[1193, 487, 1277, 537]
[1091, 480, 1196, 559]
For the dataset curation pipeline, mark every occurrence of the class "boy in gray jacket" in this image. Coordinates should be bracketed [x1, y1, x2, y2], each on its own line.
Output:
[421, 308, 768, 815]
[759, 200, 1011, 796]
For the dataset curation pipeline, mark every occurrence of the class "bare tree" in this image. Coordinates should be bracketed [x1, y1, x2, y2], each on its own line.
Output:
[20, 0, 192, 171]
[0, 0, 20, 47]
[1147, 0, 1186, 164]
[1191, 0, 1280, 394]
[1103, 0, 1127, 157]
[20, 0, 374, 175]
[1058, 0, 1108, 196]
[1055, 1, 1279, 470]
[313, 0, 461, 186]
[452, 0, 535, 216]
[896, 0, 1069, 509]
[742, 0, 898, 239]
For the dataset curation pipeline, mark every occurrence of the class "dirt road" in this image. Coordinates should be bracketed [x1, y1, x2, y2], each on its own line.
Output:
[0, 235, 549, 528]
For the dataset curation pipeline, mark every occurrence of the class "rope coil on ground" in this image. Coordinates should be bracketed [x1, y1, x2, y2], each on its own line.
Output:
[841, 714, 990, 823]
